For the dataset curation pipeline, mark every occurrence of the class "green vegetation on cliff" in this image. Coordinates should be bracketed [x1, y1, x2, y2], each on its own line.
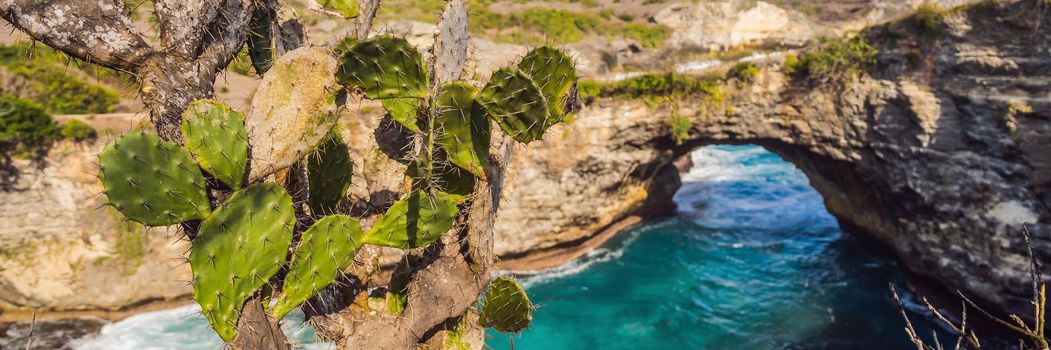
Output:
[580, 72, 724, 100]
[0, 94, 98, 159]
[785, 35, 878, 82]
[0, 95, 57, 158]
[0, 44, 121, 114]
[376, 0, 670, 47]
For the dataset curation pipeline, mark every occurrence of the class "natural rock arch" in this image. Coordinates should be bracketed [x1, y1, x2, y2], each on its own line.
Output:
[495, 15, 1051, 314]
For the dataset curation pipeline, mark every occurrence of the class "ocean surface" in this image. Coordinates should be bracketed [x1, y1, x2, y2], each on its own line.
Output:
[72, 145, 943, 349]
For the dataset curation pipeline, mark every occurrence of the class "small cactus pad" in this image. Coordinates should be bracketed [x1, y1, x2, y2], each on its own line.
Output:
[189, 183, 295, 341]
[317, 0, 360, 18]
[518, 46, 579, 124]
[364, 190, 459, 249]
[181, 100, 249, 189]
[434, 163, 475, 201]
[434, 82, 490, 179]
[336, 36, 428, 100]
[98, 133, 210, 226]
[247, 6, 275, 75]
[307, 132, 353, 216]
[477, 68, 549, 143]
[246, 46, 340, 181]
[479, 276, 533, 333]
[271, 214, 364, 318]
[381, 97, 422, 133]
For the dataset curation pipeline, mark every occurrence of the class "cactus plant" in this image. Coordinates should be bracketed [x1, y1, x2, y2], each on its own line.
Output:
[91, 1, 579, 347]
[98, 133, 211, 226]
[181, 100, 249, 189]
[271, 214, 364, 319]
[246, 46, 340, 181]
[518, 46, 580, 125]
[336, 36, 428, 100]
[364, 190, 460, 249]
[190, 183, 296, 340]
[307, 132, 353, 216]
[247, 6, 276, 75]
[479, 276, 533, 333]
[381, 97, 422, 133]
[434, 82, 489, 179]
[477, 67, 550, 143]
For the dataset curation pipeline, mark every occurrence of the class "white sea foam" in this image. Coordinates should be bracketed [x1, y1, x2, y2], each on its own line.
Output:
[71, 304, 333, 350]
[498, 222, 668, 289]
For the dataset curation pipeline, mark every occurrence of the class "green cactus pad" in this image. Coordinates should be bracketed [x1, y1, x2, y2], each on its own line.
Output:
[381, 98, 422, 133]
[307, 132, 353, 216]
[98, 133, 211, 226]
[317, 0, 360, 18]
[518, 46, 578, 125]
[247, 6, 275, 75]
[271, 215, 364, 319]
[364, 190, 459, 249]
[189, 183, 295, 341]
[434, 82, 489, 179]
[181, 100, 249, 189]
[336, 36, 428, 100]
[479, 276, 533, 333]
[477, 68, 549, 143]
[434, 165, 475, 201]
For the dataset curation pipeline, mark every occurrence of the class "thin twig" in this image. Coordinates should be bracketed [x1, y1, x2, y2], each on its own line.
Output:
[24, 313, 36, 350]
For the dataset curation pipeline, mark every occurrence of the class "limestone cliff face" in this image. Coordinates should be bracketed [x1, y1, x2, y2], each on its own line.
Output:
[654, 1, 818, 51]
[498, 1, 1051, 314]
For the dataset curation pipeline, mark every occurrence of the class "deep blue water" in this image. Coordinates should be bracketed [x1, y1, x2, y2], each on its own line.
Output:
[484, 145, 943, 349]
[73, 145, 943, 349]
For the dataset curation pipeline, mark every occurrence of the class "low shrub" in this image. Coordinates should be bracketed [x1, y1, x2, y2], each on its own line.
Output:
[666, 111, 692, 145]
[727, 62, 760, 84]
[0, 44, 120, 114]
[911, 3, 947, 36]
[60, 119, 98, 141]
[586, 72, 724, 100]
[0, 95, 59, 158]
[789, 36, 878, 82]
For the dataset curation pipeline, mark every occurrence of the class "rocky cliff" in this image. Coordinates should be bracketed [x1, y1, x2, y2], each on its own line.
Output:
[496, 0, 1051, 315]
[1, 0, 1048, 321]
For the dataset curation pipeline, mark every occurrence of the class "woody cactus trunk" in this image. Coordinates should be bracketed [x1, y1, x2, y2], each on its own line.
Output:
[1, 0, 574, 348]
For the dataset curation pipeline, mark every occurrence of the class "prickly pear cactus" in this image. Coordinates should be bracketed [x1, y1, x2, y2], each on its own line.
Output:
[434, 82, 489, 179]
[307, 132, 353, 216]
[518, 46, 579, 125]
[364, 190, 460, 249]
[247, 6, 276, 75]
[181, 100, 248, 189]
[190, 183, 295, 341]
[271, 214, 364, 318]
[477, 67, 549, 143]
[337, 36, 428, 100]
[479, 276, 533, 333]
[380, 97, 422, 132]
[97, 3, 581, 345]
[246, 46, 340, 181]
[98, 133, 211, 226]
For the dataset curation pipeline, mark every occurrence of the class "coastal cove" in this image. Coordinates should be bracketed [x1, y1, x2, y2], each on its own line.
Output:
[69, 145, 950, 349]
[1, 1, 1050, 348]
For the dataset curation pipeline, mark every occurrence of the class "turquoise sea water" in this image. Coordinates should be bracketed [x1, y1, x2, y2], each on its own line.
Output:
[72, 145, 942, 349]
